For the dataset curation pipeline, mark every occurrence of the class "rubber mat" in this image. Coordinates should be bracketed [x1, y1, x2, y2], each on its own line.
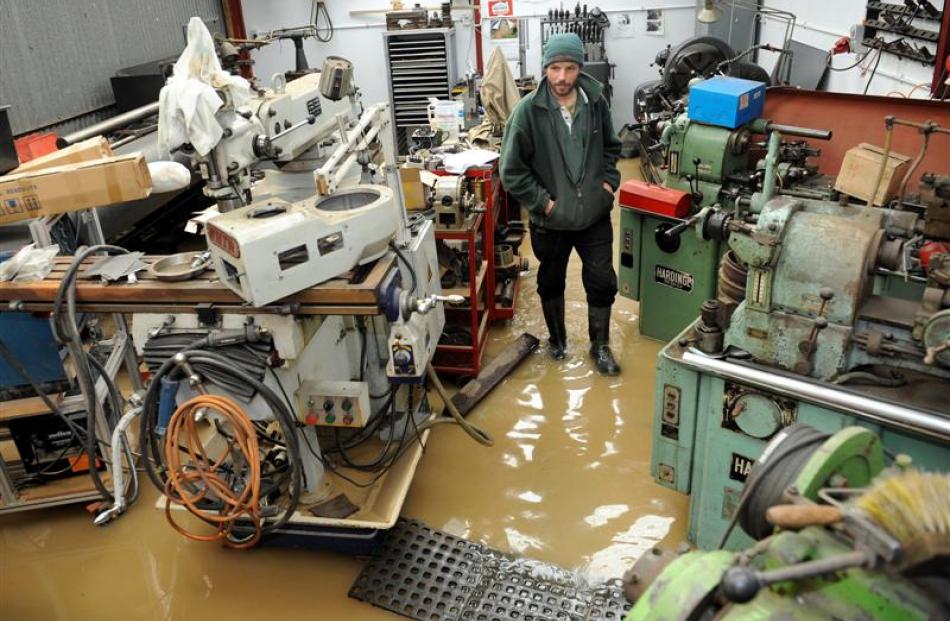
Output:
[349, 519, 632, 621]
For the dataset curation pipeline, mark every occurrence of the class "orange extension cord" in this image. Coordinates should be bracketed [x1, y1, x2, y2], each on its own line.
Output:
[163, 394, 262, 549]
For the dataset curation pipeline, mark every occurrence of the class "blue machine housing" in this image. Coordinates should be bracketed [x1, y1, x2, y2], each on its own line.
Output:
[0, 312, 67, 395]
[688, 77, 766, 129]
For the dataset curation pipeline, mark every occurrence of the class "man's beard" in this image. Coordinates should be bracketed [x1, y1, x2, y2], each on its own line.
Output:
[552, 80, 576, 97]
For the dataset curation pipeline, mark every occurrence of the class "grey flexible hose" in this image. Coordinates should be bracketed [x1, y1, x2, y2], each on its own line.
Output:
[422, 364, 493, 447]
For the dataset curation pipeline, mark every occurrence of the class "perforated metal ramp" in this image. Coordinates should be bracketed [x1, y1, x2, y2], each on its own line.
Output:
[349, 519, 632, 621]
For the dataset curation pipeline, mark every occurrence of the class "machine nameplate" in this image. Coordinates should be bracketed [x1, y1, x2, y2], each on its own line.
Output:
[661, 385, 680, 425]
[307, 97, 322, 117]
[729, 452, 754, 482]
[207, 225, 240, 258]
[654, 265, 694, 292]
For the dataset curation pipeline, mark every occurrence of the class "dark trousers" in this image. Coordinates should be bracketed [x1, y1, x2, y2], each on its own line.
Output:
[529, 215, 618, 308]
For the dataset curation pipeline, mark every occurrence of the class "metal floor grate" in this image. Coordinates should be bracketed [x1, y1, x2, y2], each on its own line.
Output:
[349, 519, 631, 621]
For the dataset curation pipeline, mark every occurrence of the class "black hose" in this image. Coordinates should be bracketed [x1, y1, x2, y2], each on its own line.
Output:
[51, 244, 129, 502]
[863, 49, 884, 95]
[390, 241, 418, 295]
[825, 49, 872, 72]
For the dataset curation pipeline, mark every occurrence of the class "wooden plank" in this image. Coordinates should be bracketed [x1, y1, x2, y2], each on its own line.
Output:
[0, 394, 64, 423]
[449, 332, 540, 417]
[0, 254, 394, 309]
[18, 302, 381, 316]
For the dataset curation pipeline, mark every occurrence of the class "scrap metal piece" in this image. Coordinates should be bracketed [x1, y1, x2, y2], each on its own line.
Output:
[83, 252, 147, 281]
[308, 493, 359, 520]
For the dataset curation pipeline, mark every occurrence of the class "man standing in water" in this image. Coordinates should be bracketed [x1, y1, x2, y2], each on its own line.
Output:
[500, 33, 622, 375]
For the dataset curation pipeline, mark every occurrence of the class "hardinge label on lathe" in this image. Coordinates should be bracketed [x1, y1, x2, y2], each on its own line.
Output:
[729, 452, 755, 483]
[654, 265, 694, 292]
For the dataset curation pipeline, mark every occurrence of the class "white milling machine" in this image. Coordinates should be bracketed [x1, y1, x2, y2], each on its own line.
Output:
[119, 57, 462, 542]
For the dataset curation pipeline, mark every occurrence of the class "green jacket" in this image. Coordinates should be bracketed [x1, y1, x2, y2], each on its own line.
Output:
[499, 73, 622, 231]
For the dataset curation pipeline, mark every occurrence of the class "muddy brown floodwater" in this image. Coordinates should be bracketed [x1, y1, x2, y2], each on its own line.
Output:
[0, 159, 688, 620]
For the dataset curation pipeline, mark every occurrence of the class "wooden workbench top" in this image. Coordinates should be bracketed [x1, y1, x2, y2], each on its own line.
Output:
[0, 253, 394, 315]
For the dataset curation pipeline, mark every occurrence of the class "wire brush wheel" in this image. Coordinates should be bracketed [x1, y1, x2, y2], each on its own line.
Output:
[854, 470, 950, 571]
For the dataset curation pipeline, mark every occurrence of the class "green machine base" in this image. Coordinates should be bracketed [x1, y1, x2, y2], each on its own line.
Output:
[619, 208, 723, 342]
[650, 321, 950, 550]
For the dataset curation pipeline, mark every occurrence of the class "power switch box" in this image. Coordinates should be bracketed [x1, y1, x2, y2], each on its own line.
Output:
[298, 380, 371, 428]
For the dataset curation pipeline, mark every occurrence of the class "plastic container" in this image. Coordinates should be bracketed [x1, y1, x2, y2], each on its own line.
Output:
[427, 99, 464, 142]
[14, 132, 59, 164]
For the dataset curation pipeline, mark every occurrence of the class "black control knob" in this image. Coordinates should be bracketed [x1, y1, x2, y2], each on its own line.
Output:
[720, 566, 761, 603]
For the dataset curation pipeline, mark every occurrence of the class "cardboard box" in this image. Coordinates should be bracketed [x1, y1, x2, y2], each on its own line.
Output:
[0, 154, 152, 226]
[400, 166, 427, 212]
[12, 136, 113, 174]
[834, 143, 911, 207]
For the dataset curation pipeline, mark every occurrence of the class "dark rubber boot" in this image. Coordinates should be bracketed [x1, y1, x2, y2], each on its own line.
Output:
[542, 297, 567, 360]
[588, 306, 620, 376]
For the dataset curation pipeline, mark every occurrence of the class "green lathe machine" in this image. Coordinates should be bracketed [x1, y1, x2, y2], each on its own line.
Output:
[618, 77, 834, 342]
[649, 117, 950, 551]
[625, 426, 950, 620]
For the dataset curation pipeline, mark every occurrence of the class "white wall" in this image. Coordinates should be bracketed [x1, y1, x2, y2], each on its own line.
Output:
[239, 0, 477, 109]
[481, 1, 697, 129]
[240, 1, 698, 131]
[758, 0, 942, 98]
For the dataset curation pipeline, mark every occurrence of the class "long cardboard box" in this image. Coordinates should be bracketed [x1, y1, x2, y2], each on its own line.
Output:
[12, 136, 113, 174]
[0, 154, 152, 226]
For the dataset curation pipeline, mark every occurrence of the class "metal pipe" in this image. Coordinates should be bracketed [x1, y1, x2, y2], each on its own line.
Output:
[764, 122, 832, 141]
[57, 102, 160, 147]
[898, 129, 932, 208]
[869, 117, 895, 207]
[680, 351, 950, 442]
[891, 118, 950, 134]
[757, 551, 868, 584]
[752, 130, 781, 213]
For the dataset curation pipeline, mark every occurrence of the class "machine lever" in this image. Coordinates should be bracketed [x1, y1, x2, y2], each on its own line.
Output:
[720, 550, 869, 604]
[411, 294, 465, 315]
[662, 213, 702, 241]
[271, 114, 318, 142]
[794, 288, 834, 375]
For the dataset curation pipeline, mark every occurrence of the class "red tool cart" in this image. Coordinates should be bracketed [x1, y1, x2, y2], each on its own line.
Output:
[431, 162, 524, 376]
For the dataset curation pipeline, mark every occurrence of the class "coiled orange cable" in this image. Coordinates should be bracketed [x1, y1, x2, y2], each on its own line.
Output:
[163, 394, 262, 549]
